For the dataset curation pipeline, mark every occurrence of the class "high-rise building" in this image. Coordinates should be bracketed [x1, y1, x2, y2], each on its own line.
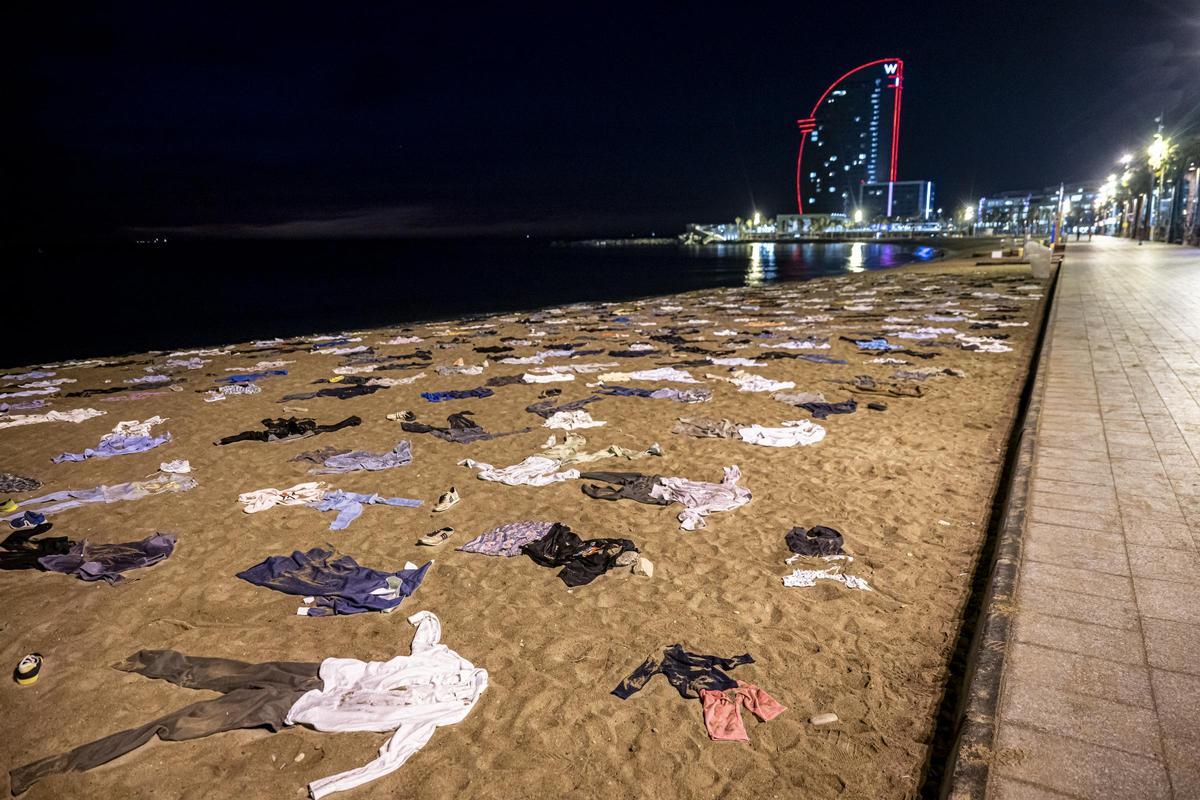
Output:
[795, 59, 904, 215]
[860, 181, 934, 220]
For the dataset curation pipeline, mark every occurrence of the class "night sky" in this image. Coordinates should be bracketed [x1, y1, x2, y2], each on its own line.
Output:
[10, 1, 1199, 242]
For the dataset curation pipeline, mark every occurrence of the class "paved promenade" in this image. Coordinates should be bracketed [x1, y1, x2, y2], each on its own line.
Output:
[990, 237, 1200, 799]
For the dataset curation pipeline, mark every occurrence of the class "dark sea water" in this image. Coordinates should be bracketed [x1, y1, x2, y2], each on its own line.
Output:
[11, 239, 927, 366]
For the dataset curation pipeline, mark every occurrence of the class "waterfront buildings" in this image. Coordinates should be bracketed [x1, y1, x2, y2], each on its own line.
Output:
[976, 183, 1098, 235]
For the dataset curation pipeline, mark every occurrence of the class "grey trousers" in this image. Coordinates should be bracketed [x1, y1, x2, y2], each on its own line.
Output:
[10, 649, 322, 795]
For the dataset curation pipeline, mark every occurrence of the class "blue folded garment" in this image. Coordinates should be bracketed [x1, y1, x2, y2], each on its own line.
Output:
[237, 547, 431, 616]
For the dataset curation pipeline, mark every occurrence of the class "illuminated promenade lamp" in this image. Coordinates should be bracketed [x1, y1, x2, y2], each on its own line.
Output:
[1147, 132, 1171, 238]
[1147, 134, 1168, 172]
[853, 208, 864, 224]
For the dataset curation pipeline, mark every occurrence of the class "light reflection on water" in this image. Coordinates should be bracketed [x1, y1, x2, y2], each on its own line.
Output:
[744, 242, 778, 286]
[733, 240, 908, 285]
[847, 242, 866, 272]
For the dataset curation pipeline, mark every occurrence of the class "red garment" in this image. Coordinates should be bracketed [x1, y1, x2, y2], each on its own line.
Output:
[699, 681, 786, 742]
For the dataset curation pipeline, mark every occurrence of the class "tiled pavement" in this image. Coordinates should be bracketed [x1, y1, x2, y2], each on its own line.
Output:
[991, 238, 1200, 800]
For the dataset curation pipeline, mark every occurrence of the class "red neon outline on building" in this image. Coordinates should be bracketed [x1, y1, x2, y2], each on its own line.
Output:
[795, 58, 904, 214]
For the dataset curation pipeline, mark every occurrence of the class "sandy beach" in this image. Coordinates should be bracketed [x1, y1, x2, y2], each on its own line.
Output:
[0, 258, 1044, 800]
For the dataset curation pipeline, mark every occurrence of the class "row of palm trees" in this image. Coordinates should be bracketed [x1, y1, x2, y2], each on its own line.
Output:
[1095, 133, 1200, 245]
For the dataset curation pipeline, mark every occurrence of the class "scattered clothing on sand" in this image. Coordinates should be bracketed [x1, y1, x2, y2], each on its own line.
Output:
[239, 482, 329, 513]
[420, 387, 494, 402]
[285, 611, 488, 798]
[708, 357, 766, 367]
[0, 400, 50, 412]
[759, 337, 829, 350]
[307, 441, 413, 474]
[782, 556, 872, 591]
[0, 525, 71, 571]
[672, 417, 744, 439]
[10, 612, 487, 800]
[309, 490, 422, 531]
[651, 466, 752, 530]
[540, 433, 661, 464]
[840, 336, 900, 351]
[0, 473, 41, 494]
[237, 547, 431, 616]
[236, 484, 422, 531]
[769, 390, 827, 405]
[599, 386, 712, 403]
[218, 369, 287, 383]
[592, 367, 700, 384]
[525, 395, 604, 419]
[366, 372, 426, 388]
[289, 446, 352, 465]
[0, 408, 106, 431]
[38, 532, 176, 584]
[785, 525, 845, 557]
[737, 420, 826, 448]
[280, 381, 386, 401]
[457, 520, 556, 557]
[435, 363, 487, 376]
[522, 372, 574, 383]
[205, 383, 262, 401]
[892, 367, 968, 381]
[543, 409, 606, 430]
[460, 455, 580, 487]
[771, 393, 857, 419]
[701, 682, 787, 742]
[53, 416, 172, 463]
[402, 410, 531, 444]
[613, 645, 754, 699]
[215, 416, 361, 445]
[955, 333, 1012, 353]
[760, 352, 848, 365]
[520, 522, 638, 587]
[829, 375, 924, 398]
[0, 472, 198, 523]
[579, 471, 671, 505]
[706, 371, 795, 393]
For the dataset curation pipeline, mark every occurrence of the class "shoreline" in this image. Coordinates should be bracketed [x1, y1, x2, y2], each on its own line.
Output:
[7, 246, 945, 373]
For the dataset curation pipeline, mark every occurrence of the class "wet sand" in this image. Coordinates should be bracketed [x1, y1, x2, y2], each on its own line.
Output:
[0, 259, 1044, 799]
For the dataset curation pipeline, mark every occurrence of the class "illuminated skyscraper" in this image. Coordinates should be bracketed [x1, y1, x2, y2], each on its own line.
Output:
[795, 59, 904, 215]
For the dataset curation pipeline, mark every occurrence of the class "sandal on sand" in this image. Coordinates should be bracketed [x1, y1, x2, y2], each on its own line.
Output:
[0, 499, 19, 514]
[432, 487, 460, 512]
[418, 527, 454, 546]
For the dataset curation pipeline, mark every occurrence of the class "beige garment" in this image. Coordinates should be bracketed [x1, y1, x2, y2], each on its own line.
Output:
[541, 433, 661, 464]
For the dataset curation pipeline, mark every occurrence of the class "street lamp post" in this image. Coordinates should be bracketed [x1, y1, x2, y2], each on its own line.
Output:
[1147, 131, 1170, 242]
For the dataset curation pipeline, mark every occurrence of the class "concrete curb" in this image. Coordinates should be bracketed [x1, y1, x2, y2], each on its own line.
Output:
[939, 261, 1062, 799]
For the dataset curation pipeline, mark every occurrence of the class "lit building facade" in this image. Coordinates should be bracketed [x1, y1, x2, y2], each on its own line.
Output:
[976, 184, 1099, 235]
[796, 59, 904, 215]
[860, 180, 934, 220]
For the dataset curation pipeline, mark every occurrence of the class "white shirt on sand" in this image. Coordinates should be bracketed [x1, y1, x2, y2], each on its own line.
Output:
[286, 611, 488, 799]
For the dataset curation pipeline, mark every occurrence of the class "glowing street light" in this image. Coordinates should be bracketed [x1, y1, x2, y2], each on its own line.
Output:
[1147, 133, 1169, 171]
[1146, 132, 1172, 240]
[962, 205, 975, 222]
[1118, 153, 1133, 166]
[853, 208, 864, 224]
